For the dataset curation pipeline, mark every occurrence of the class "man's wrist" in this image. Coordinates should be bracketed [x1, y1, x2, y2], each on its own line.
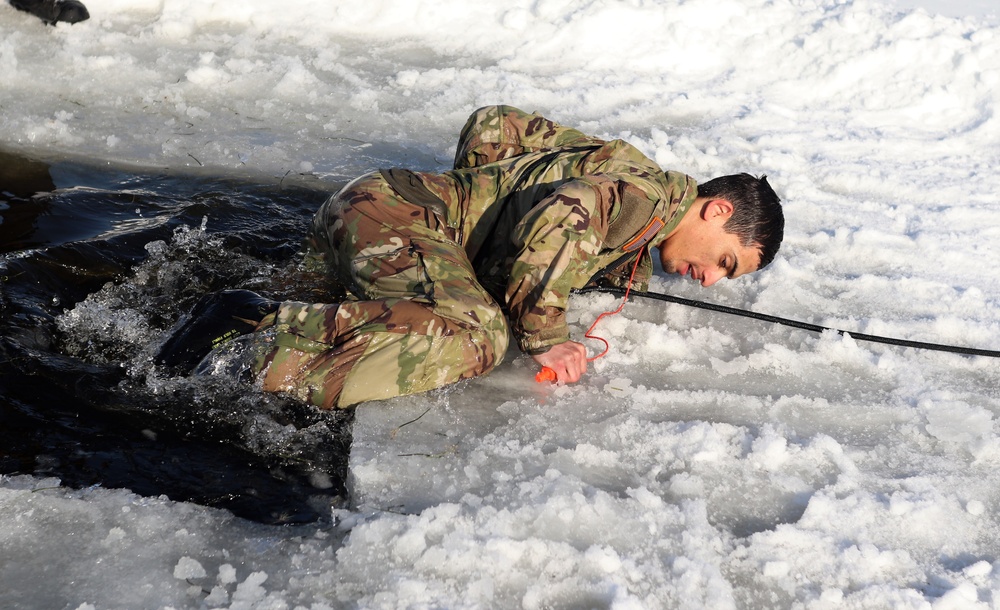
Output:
[517, 326, 569, 354]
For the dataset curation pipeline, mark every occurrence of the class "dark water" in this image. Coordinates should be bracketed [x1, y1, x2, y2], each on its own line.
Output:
[0, 149, 354, 524]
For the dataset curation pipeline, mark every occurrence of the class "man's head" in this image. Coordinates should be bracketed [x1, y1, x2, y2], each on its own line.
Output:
[658, 173, 783, 287]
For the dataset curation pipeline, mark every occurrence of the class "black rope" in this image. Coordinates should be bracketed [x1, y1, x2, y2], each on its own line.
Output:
[575, 285, 1000, 359]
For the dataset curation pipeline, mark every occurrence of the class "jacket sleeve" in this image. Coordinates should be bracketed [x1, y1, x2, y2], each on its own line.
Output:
[505, 176, 621, 354]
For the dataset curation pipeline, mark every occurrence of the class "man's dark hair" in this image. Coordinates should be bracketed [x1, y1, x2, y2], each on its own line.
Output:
[697, 173, 783, 270]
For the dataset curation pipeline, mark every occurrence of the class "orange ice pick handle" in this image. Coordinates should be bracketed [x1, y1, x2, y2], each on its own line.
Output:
[535, 367, 557, 383]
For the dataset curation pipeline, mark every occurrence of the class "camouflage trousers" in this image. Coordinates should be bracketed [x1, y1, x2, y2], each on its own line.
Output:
[252, 172, 510, 409]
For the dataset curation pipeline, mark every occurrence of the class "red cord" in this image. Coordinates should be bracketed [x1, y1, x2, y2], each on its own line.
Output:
[536, 253, 643, 382]
[583, 252, 643, 361]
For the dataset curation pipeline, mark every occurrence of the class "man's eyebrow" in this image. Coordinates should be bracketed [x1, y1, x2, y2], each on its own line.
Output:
[728, 253, 739, 279]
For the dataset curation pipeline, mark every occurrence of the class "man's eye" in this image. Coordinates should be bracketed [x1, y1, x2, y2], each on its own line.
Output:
[722, 258, 734, 277]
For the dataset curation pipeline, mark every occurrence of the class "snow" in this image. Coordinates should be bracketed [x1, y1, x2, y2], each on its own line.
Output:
[3, 0, 1000, 608]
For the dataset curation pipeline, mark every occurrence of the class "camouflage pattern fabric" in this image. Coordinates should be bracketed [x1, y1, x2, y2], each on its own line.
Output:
[253, 105, 699, 409]
[255, 174, 509, 409]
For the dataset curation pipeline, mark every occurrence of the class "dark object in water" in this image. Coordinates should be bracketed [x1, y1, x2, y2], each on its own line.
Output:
[155, 289, 279, 371]
[9, 0, 90, 25]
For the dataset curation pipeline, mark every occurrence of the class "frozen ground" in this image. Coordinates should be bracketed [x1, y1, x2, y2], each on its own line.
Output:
[891, 0, 996, 19]
[2, 0, 1000, 608]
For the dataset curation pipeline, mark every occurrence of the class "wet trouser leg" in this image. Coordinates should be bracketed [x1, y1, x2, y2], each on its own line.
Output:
[254, 174, 509, 409]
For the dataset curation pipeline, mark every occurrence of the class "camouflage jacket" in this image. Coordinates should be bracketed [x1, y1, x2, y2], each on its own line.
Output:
[391, 106, 698, 355]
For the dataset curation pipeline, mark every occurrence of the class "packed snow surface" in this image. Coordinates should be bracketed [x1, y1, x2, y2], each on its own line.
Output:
[3, 0, 1000, 608]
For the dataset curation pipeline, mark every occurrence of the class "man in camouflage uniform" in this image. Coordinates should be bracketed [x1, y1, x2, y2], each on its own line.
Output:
[235, 105, 784, 409]
[157, 105, 782, 409]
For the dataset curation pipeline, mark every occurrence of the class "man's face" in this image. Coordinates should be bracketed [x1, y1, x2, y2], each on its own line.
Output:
[657, 199, 762, 287]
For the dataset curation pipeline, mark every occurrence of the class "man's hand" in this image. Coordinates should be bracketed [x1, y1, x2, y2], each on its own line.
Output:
[532, 340, 588, 383]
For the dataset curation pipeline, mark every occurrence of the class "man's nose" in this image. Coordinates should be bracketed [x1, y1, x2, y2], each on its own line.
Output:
[701, 269, 724, 287]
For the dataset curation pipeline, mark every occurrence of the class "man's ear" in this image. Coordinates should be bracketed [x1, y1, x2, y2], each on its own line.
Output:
[700, 198, 734, 222]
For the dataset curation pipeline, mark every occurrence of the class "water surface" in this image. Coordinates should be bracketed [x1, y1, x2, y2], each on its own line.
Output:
[0, 149, 353, 524]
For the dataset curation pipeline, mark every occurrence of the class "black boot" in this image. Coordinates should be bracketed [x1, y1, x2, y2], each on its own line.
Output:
[10, 0, 90, 25]
[155, 290, 279, 372]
